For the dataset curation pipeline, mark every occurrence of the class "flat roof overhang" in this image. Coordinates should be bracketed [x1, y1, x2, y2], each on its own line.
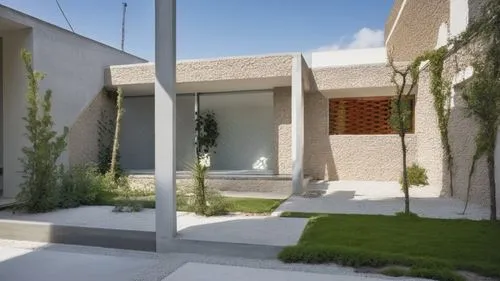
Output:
[312, 62, 414, 98]
[105, 55, 294, 96]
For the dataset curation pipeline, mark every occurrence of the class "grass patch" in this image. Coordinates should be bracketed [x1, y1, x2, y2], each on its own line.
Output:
[92, 194, 282, 214]
[278, 213, 500, 279]
[381, 267, 465, 281]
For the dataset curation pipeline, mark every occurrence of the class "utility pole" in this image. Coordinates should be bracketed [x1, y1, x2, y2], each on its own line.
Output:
[121, 2, 128, 51]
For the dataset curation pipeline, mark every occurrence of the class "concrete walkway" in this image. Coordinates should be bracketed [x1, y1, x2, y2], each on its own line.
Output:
[0, 207, 307, 246]
[274, 181, 491, 220]
[0, 239, 427, 281]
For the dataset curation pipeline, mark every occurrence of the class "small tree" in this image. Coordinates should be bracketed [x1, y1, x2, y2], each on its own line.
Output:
[195, 110, 219, 159]
[109, 88, 124, 179]
[455, 0, 499, 220]
[388, 54, 421, 215]
[17, 49, 68, 213]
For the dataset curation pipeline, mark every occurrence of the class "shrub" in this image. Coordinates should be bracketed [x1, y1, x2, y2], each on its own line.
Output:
[59, 165, 116, 208]
[182, 160, 229, 216]
[16, 50, 68, 213]
[399, 163, 429, 187]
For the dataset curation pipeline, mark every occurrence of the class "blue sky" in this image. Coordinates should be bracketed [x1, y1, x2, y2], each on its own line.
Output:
[0, 0, 394, 61]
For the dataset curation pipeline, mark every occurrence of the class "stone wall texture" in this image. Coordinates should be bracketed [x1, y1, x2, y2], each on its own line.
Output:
[69, 91, 116, 166]
[273, 87, 292, 175]
[386, 0, 450, 61]
[312, 64, 407, 91]
[106, 55, 293, 86]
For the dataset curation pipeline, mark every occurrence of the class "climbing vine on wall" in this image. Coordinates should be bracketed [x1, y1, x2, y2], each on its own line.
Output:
[420, 0, 500, 220]
[413, 47, 454, 196]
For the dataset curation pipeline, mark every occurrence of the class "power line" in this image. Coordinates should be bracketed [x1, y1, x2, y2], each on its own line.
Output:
[121, 2, 128, 51]
[55, 0, 75, 33]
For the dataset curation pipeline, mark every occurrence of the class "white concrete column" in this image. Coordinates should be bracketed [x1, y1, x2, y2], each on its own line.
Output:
[291, 55, 304, 194]
[155, 0, 176, 252]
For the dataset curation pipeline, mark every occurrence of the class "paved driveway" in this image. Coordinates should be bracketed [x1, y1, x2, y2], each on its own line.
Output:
[274, 181, 491, 220]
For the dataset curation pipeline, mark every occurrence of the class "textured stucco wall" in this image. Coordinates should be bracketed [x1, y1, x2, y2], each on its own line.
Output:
[415, 70, 445, 192]
[304, 91, 332, 179]
[312, 64, 402, 91]
[273, 87, 292, 175]
[386, 0, 450, 61]
[69, 91, 115, 166]
[275, 85, 417, 181]
[329, 134, 416, 181]
[414, 37, 494, 208]
[444, 44, 490, 207]
[106, 55, 293, 86]
[128, 174, 293, 194]
[385, 0, 405, 41]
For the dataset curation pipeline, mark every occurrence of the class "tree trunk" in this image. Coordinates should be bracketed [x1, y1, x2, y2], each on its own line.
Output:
[401, 133, 410, 214]
[110, 89, 124, 178]
[488, 153, 497, 221]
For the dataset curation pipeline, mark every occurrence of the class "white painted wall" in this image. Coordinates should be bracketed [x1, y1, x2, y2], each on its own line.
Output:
[1, 28, 33, 198]
[450, 0, 469, 37]
[311, 48, 387, 68]
[0, 8, 144, 197]
[199, 91, 274, 171]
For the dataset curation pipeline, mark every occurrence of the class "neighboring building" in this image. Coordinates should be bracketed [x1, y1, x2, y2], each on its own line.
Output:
[1, 1, 498, 211]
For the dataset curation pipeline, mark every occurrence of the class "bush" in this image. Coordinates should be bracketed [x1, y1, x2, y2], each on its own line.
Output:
[399, 163, 428, 187]
[59, 165, 115, 208]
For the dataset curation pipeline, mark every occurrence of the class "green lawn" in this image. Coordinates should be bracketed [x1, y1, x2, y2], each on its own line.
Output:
[96, 195, 283, 214]
[279, 212, 500, 279]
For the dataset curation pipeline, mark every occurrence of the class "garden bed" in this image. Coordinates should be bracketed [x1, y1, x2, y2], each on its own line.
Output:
[94, 195, 283, 215]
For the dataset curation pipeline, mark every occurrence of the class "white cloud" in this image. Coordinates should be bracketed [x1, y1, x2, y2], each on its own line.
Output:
[314, 27, 384, 52]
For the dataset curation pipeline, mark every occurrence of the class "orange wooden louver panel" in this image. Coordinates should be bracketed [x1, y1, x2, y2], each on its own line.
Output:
[329, 96, 413, 135]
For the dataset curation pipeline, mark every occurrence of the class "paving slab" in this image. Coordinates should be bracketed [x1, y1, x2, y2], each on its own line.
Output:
[0, 246, 157, 281]
[163, 262, 423, 281]
[274, 181, 491, 220]
[0, 206, 307, 246]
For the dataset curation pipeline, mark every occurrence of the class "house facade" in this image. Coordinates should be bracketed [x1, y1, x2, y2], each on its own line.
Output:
[1, 1, 498, 211]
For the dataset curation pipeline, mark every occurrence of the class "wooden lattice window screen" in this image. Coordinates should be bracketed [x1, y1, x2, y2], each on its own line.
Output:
[329, 96, 414, 135]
